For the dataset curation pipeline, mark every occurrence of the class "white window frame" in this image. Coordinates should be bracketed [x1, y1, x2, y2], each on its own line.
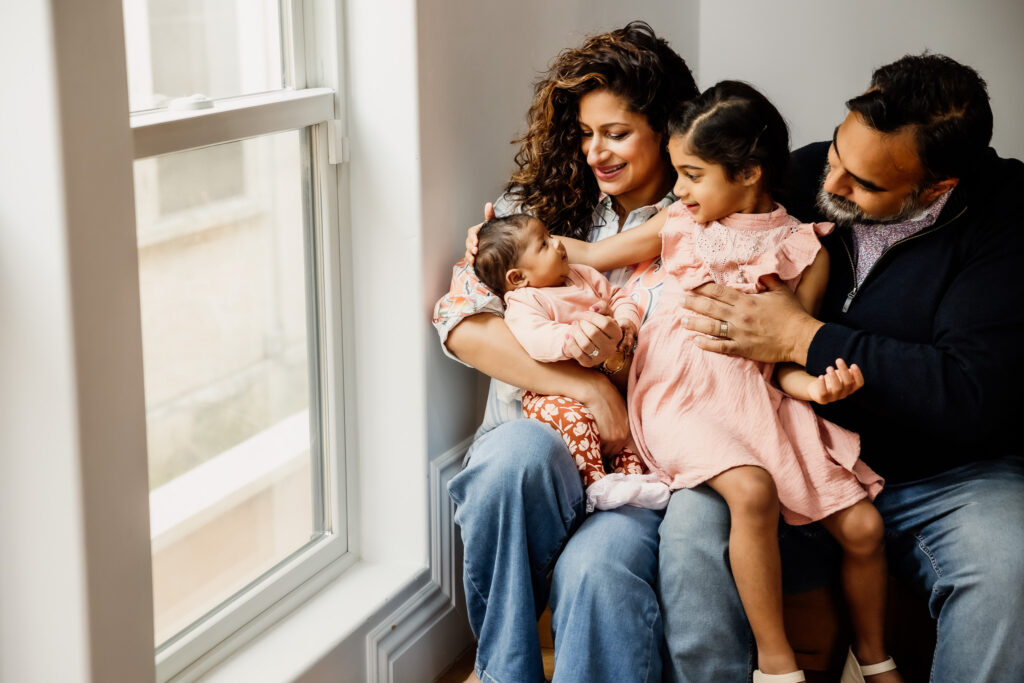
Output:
[128, 1, 356, 680]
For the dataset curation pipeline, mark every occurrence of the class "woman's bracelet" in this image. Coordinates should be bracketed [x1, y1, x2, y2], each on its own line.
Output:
[600, 350, 627, 375]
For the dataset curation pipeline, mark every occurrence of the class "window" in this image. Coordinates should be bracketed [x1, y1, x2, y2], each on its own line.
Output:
[123, 1, 351, 678]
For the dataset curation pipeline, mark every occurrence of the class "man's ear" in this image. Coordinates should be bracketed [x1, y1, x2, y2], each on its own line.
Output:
[506, 268, 528, 290]
[919, 177, 959, 204]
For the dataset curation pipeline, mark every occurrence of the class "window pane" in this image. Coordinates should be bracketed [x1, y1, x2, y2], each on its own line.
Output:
[136, 131, 321, 645]
[124, 0, 283, 111]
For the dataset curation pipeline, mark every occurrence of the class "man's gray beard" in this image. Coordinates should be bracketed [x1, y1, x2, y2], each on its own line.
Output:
[815, 163, 926, 226]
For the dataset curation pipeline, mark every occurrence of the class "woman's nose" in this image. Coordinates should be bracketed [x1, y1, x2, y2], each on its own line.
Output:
[586, 138, 606, 165]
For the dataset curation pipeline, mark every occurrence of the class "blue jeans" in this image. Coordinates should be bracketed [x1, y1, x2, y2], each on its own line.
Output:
[659, 456, 1024, 682]
[448, 419, 664, 683]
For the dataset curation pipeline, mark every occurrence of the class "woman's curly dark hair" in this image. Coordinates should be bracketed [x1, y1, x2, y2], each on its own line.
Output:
[506, 21, 697, 240]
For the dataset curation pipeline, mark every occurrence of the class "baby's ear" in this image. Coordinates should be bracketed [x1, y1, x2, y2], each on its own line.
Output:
[505, 268, 528, 290]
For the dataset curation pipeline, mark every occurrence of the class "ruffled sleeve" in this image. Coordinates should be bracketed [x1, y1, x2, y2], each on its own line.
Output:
[660, 203, 714, 290]
[431, 258, 504, 366]
[771, 220, 834, 285]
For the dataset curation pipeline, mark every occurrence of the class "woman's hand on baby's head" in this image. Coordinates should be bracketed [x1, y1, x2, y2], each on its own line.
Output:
[807, 359, 864, 405]
[463, 202, 496, 264]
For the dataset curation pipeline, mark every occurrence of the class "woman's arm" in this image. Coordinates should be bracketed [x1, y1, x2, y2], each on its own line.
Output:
[446, 313, 630, 453]
[562, 209, 668, 271]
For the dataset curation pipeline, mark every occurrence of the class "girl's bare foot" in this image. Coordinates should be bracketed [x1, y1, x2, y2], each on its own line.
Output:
[462, 672, 481, 683]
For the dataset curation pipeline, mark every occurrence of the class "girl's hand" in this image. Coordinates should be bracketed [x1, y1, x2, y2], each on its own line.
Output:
[806, 359, 864, 404]
[463, 202, 496, 264]
[563, 302, 622, 367]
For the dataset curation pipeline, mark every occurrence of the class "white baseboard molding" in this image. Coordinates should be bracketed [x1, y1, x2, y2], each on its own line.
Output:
[365, 437, 474, 683]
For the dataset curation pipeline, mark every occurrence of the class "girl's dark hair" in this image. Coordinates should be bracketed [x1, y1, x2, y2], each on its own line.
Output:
[846, 53, 992, 183]
[669, 80, 791, 197]
[473, 213, 533, 297]
[506, 21, 698, 240]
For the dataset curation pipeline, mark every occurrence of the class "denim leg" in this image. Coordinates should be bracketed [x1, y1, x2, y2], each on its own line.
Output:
[448, 420, 584, 683]
[874, 456, 1024, 683]
[549, 505, 664, 683]
[659, 486, 755, 683]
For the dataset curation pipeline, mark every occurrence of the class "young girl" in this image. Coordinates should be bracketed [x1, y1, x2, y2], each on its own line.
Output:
[567, 81, 903, 682]
[473, 213, 671, 513]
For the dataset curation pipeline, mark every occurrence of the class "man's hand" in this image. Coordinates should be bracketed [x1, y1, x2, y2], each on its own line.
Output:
[681, 275, 824, 365]
[563, 302, 622, 367]
[806, 359, 864, 404]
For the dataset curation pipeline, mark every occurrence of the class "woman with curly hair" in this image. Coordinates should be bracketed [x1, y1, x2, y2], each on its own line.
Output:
[432, 21, 697, 683]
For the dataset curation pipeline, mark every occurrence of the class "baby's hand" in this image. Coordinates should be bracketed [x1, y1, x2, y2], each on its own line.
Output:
[617, 320, 638, 353]
[463, 202, 495, 264]
[807, 359, 864, 404]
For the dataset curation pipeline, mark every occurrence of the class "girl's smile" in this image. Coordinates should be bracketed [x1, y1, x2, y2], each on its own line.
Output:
[668, 134, 774, 224]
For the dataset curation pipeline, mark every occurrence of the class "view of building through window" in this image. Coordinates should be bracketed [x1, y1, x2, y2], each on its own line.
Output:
[125, 0, 325, 647]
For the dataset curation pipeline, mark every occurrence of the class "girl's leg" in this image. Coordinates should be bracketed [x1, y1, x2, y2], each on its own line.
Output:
[706, 466, 798, 675]
[820, 500, 903, 681]
[522, 391, 605, 487]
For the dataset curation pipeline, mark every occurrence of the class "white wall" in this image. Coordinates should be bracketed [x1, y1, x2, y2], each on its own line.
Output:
[1, 2, 155, 682]
[697, 0, 1024, 158]
[417, 1, 700, 459]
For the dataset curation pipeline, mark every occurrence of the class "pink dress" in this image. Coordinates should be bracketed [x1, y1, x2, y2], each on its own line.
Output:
[627, 202, 883, 525]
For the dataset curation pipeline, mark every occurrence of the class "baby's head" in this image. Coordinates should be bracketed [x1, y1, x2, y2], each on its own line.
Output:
[666, 80, 791, 223]
[474, 213, 570, 296]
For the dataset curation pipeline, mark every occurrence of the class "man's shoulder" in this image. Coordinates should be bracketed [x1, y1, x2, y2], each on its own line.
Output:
[785, 141, 830, 222]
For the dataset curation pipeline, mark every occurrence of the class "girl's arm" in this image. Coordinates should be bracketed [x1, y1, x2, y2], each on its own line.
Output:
[445, 313, 630, 453]
[562, 209, 669, 270]
[775, 248, 864, 403]
[777, 358, 864, 404]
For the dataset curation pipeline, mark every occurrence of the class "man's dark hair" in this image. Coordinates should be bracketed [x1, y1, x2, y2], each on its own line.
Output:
[474, 214, 533, 297]
[847, 53, 992, 183]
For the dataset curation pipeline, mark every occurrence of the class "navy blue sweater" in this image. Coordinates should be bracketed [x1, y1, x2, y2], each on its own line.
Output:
[788, 142, 1024, 484]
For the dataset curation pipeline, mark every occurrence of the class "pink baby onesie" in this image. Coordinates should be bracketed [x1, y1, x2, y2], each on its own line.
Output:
[504, 264, 641, 362]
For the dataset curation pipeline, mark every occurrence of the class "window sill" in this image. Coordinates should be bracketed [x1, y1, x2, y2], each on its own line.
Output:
[186, 560, 428, 682]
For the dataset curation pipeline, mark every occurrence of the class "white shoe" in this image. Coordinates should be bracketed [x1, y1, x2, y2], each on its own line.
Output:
[752, 670, 805, 683]
[585, 473, 670, 512]
[840, 648, 897, 682]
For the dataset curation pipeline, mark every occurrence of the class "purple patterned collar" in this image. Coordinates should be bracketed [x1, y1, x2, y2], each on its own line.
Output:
[849, 190, 953, 286]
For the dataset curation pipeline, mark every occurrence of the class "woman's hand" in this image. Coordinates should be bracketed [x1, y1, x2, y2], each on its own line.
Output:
[563, 302, 623, 367]
[578, 375, 630, 454]
[806, 359, 864, 404]
[463, 202, 496, 264]
[680, 275, 824, 365]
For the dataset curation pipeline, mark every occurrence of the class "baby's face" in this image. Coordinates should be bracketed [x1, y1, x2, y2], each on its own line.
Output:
[514, 218, 570, 288]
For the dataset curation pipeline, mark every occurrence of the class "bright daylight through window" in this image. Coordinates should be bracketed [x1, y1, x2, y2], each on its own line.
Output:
[123, 0, 348, 677]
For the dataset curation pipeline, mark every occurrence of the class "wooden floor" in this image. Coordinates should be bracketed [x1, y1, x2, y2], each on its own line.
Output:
[435, 646, 555, 682]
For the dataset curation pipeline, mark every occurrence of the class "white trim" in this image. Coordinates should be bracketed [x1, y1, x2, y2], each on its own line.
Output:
[132, 88, 335, 159]
[364, 439, 473, 683]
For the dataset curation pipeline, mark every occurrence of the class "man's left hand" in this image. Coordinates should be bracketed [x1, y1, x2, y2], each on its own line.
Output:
[679, 275, 824, 365]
